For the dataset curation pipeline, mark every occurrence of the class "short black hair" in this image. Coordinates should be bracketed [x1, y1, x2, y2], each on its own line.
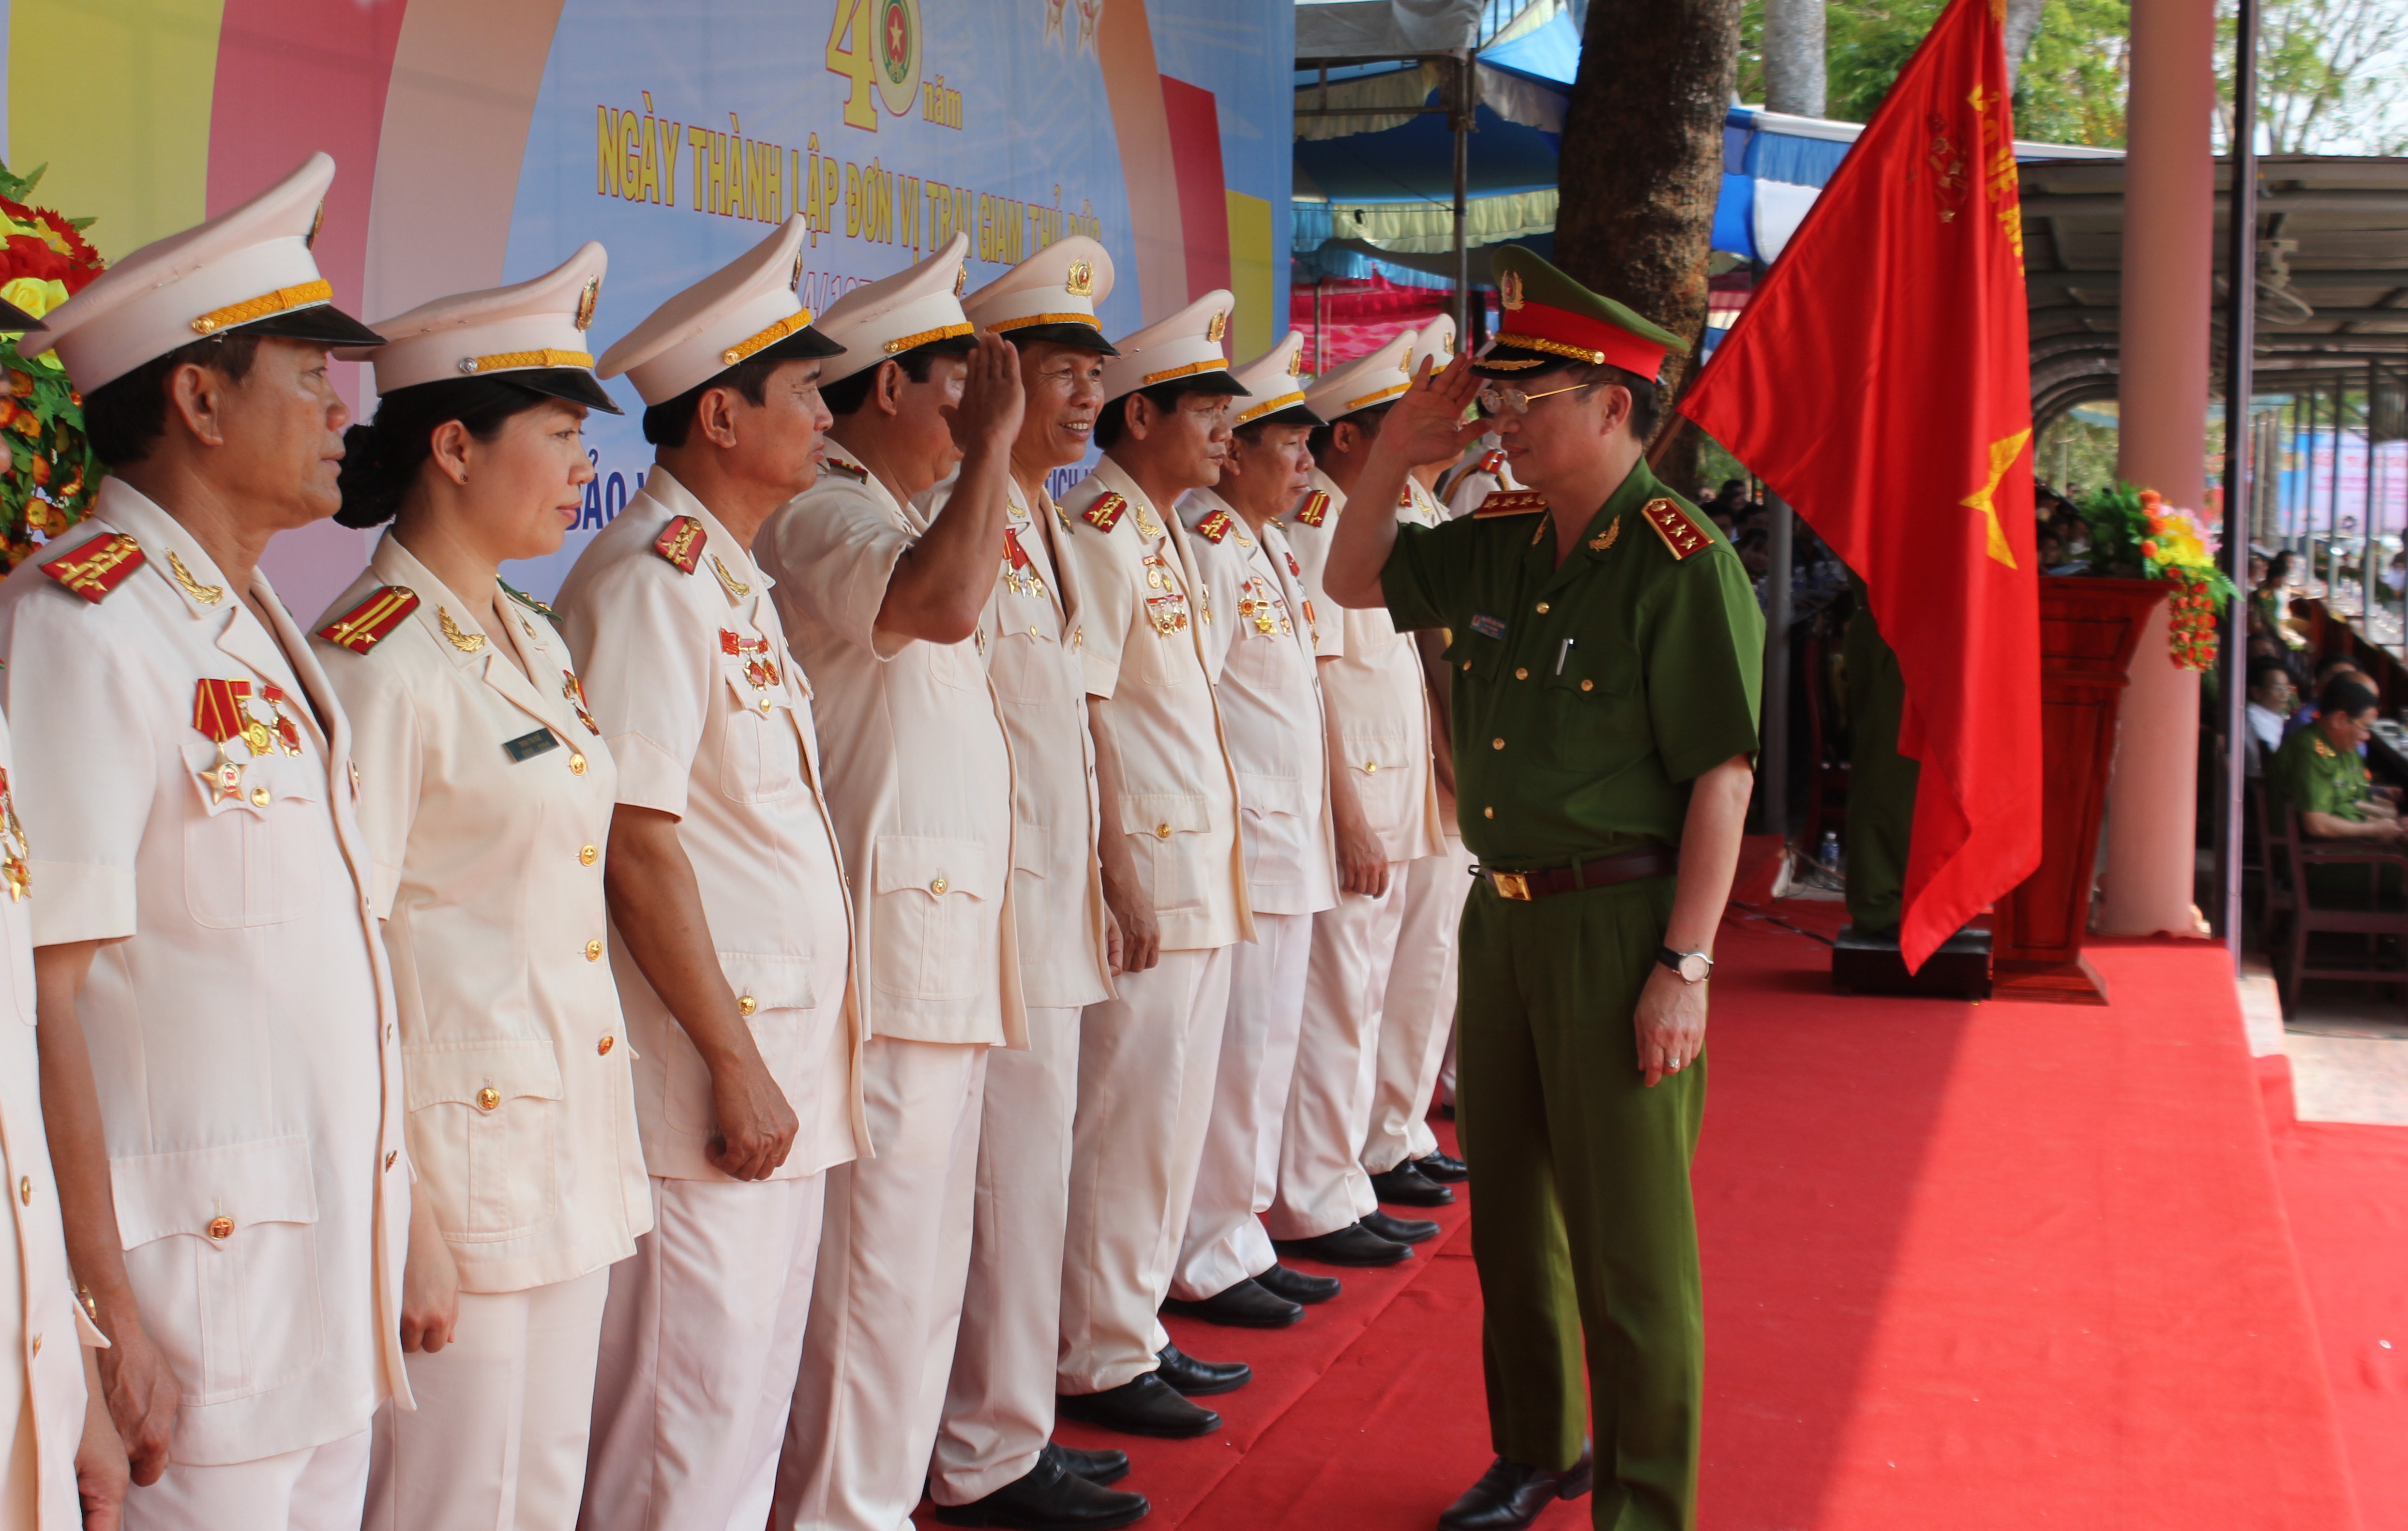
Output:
[818, 338, 971, 418]
[1306, 405, 1388, 463]
[2267, 550, 2298, 583]
[2247, 660, 2292, 692]
[335, 377, 568, 529]
[1095, 383, 1193, 453]
[2321, 676, 2379, 718]
[80, 332, 268, 466]
[640, 330, 836, 449]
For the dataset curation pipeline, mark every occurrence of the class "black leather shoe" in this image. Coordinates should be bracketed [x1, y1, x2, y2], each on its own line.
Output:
[1369, 1161, 1456, 1207]
[1435, 1444, 1595, 1531]
[933, 1446, 1152, 1530]
[1363, 1209, 1441, 1246]
[1047, 1443, 1129, 1487]
[1055, 1374, 1221, 1439]
[1153, 1342, 1250, 1396]
[1161, 1276, 1303, 1329]
[1254, 1261, 1341, 1304]
[1274, 1222, 1413, 1267]
[1416, 1150, 1470, 1184]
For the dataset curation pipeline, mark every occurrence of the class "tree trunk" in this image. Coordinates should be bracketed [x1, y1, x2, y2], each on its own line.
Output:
[1555, 0, 1743, 493]
[2003, 0, 2045, 91]
[1763, 0, 1827, 118]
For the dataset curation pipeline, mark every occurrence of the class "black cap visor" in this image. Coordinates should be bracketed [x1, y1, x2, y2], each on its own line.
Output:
[993, 321, 1119, 356]
[0, 295, 41, 332]
[501, 367, 623, 414]
[1176, 369, 1249, 398]
[232, 301, 389, 350]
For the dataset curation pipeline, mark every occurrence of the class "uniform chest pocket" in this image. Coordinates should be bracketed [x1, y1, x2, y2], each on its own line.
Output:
[719, 670, 807, 803]
[926, 635, 989, 693]
[112, 1137, 322, 1407]
[989, 623, 1067, 706]
[870, 836, 996, 1005]
[1120, 793, 1212, 915]
[1538, 640, 1647, 774]
[403, 1040, 564, 1244]
[179, 743, 330, 930]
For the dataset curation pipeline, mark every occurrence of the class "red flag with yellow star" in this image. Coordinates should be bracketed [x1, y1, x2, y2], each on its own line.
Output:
[1680, 0, 2038, 970]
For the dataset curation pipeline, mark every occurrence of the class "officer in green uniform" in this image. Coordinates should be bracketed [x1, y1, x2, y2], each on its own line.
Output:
[1841, 575, 1916, 934]
[2269, 676, 2407, 903]
[1314, 246, 1762, 1531]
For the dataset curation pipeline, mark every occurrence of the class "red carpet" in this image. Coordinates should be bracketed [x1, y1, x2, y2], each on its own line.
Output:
[933, 867, 2363, 1529]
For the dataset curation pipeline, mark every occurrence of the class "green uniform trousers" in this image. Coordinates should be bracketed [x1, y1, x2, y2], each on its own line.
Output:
[1842, 597, 1917, 932]
[1456, 872, 1704, 1531]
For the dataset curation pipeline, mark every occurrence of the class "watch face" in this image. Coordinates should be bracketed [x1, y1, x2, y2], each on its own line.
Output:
[1678, 953, 1713, 983]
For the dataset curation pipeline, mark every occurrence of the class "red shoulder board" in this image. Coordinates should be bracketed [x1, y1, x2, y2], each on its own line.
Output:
[1293, 490, 1330, 528]
[653, 515, 706, 573]
[1474, 490, 1549, 519]
[1083, 493, 1127, 532]
[1640, 497, 1711, 561]
[1196, 508, 1234, 543]
[1478, 449, 1506, 474]
[316, 585, 421, 654]
[40, 532, 145, 603]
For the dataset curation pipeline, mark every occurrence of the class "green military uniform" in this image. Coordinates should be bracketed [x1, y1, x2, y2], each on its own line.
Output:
[1841, 575, 1917, 932]
[1378, 249, 1762, 1531]
[2269, 723, 2372, 822]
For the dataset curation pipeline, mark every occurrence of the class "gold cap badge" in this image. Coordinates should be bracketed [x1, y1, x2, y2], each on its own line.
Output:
[1066, 259, 1096, 297]
[954, 265, 968, 298]
[574, 276, 600, 332]
[1500, 270, 1524, 311]
[1206, 310, 1228, 344]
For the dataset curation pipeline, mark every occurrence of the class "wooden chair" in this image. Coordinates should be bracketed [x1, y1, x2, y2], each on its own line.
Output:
[2281, 804, 2408, 1013]
[2249, 777, 2294, 934]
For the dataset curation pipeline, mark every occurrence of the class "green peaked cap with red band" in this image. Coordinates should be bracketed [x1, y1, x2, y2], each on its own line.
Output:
[1475, 244, 1689, 382]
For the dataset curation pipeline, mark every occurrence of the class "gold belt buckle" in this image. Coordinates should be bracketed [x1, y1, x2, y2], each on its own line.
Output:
[1490, 870, 1532, 901]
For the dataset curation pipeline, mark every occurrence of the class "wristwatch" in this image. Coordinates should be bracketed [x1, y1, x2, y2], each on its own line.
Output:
[1656, 947, 1714, 984]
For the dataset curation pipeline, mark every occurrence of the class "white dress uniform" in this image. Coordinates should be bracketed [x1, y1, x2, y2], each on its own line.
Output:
[1168, 336, 1339, 1306]
[752, 232, 1019, 1531]
[1269, 332, 1448, 1244]
[1048, 293, 1254, 1394]
[0, 714, 109, 1531]
[311, 243, 653, 1531]
[929, 228, 1118, 1513]
[0, 154, 410, 1530]
[1440, 439, 1518, 521]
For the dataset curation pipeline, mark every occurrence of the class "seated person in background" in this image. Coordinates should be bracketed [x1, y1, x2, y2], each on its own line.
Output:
[1734, 525, 1771, 581]
[2270, 677, 2403, 842]
[2287, 656, 2366, 738]
[2245, 661, 2296, 774]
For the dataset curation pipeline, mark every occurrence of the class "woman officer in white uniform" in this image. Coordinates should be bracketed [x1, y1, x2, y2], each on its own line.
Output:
[309, 244, 650, 1531]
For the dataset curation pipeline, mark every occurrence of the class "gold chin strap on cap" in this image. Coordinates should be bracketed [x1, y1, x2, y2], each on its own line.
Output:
[1235, 390, 1306, 425]
[1489, 332, 1609, 365]
[986, 312, 1102, 334]
[189, 279, 334, 336]
[882, 321, 975, 355]
[1142, 358, 1228, 386]
[458, 347, 594, 375]
[719, 309, 817, 367]
[1344, 381, 1410, 413]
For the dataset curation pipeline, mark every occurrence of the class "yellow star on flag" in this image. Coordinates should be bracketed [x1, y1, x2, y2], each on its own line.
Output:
[1959, 427, 2031, 569]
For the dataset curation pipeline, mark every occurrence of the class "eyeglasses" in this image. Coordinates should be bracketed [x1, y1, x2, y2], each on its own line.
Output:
[1476, 381, 1591, 417]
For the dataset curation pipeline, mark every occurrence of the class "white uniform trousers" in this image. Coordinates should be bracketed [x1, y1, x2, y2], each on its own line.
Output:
[931, 1008, 1081, 1506]
[367, 1267, 610, 1531]
[579, 1174, 825, 1531]
[1170, 913, 1315, 1301]
[123, 1428, 370, 1531]
[1265, 870, 1409, 1240]
[1363, 838, 1470, 1173]
[776, 1037, 987, 1531]
[1057, 945, 1234, 1394]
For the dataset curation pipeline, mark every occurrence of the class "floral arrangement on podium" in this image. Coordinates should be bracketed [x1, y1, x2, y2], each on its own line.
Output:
[0, 161, 105, 568]
[2075, 483, 2233, 672]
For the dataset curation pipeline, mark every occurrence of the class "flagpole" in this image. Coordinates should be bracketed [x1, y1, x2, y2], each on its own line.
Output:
[2216, 0, 2260, 967]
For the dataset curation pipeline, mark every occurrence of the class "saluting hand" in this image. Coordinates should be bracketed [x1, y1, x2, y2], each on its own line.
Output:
[948, 329, 1026, 457]
[1372, 355, 1487, 473]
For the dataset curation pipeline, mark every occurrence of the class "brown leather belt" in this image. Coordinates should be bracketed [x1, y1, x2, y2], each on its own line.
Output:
[1475, 845, 1677, 901]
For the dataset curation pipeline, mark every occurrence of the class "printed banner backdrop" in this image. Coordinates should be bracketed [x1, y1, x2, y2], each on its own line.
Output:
[1, 0, 1292, 615]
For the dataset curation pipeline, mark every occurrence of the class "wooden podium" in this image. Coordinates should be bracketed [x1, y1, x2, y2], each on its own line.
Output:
[1988, 577, 2170, 1004]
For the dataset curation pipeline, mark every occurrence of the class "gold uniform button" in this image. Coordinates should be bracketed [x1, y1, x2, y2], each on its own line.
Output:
[1365, 761, 1379, 774]
[570, 753, 588, 774]
[759, 697, 772, 713]
[1515, 667, 1529, 680]
[598, 1035, 615, 1056]
[580, 844, 599, 866]
[737, 995, 758, 1018]
[1029, 625, 1040, 637]
[250, 786, 271, 807]
[1580, 678, 1595, 692]
[586, 939, 603, 961]
[385, 1150, 397, 1170]
[207, 1216, 234, 1241]
[1492, 737, 1506, 750]
[29, 1333, 39, 1356]
[1535, 601, 1550, 614]
[1155, 823, 1173, 839]
[477, 1087, 500, 1112]
[1484, 807, 1496, 819]
[931, 876, 949, 895]
[1460, 660, 1471, 671]
[16, 1176, 28, 1205]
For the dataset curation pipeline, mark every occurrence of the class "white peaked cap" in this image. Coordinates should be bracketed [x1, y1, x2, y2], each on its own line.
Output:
[597, 215, 842, 405]
[1412, 313, 1457, 375]
[1303, 329, 1417, 422]
[961, 235, 1118, 353]
[1232, 331, 1320, 427]
[1099, 289, 1245, 403]
[812, 231, 976, 387]
[25, 152, 382, 392]
[343, 241, 620, 412]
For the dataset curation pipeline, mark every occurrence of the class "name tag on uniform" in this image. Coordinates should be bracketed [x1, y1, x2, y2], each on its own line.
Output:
[1471, 613, 1507, 639]
[503, 728, 561, 764]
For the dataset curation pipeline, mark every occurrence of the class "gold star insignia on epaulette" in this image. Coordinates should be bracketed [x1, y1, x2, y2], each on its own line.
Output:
[1590, 517, 1621, 551]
